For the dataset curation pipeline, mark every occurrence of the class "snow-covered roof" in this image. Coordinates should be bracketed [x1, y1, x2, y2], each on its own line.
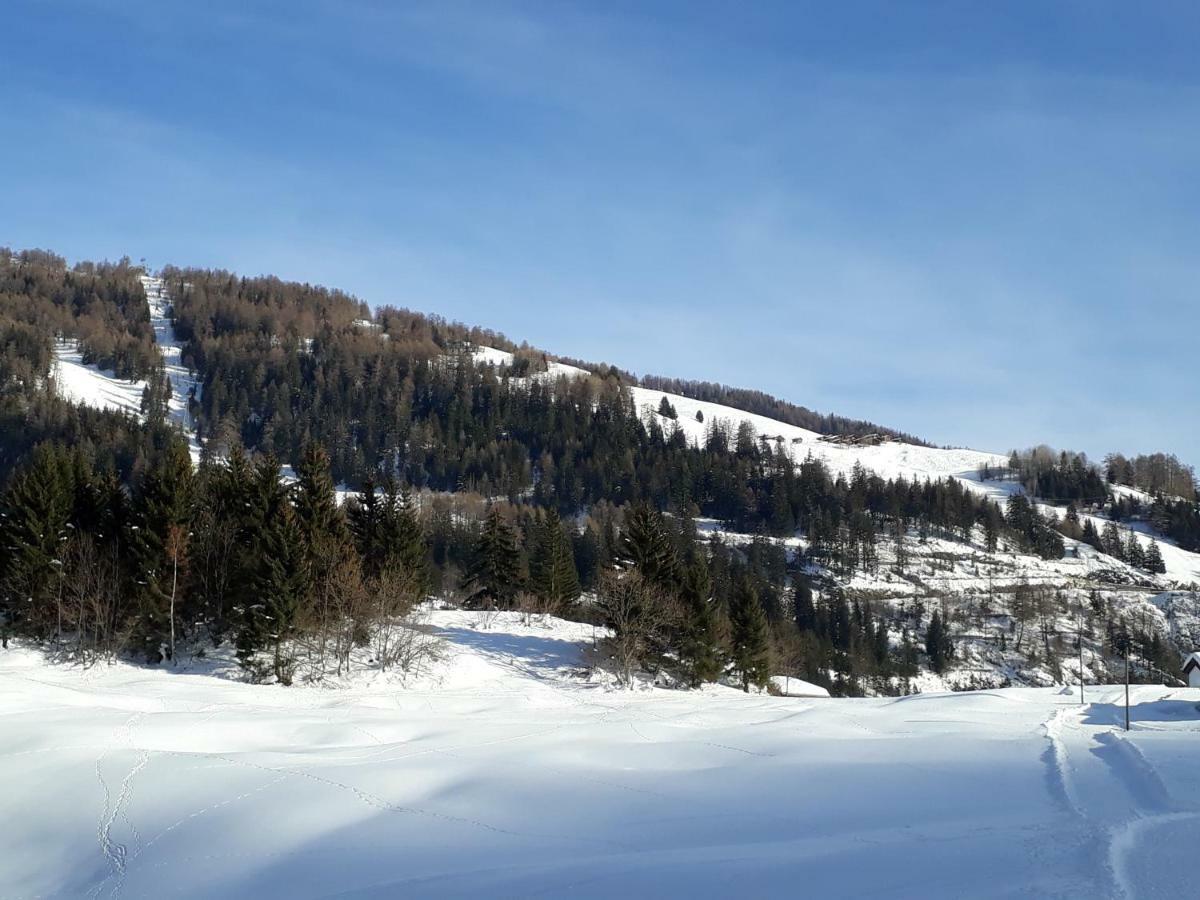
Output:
[1182, 652, 1200, 672]
[770, 675, 831, 698]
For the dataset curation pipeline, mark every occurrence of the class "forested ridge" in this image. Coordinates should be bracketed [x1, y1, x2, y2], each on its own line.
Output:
[0, 250, 1197, 695]
[638, 375, 929, 446]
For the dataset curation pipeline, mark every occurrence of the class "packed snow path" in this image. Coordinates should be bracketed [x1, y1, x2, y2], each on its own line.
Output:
[140, 274, 203, 463]
[3, 610, 1199, 899]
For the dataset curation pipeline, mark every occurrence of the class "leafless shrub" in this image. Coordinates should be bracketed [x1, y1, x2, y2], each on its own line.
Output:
[61, 533, 125, 665]
[516, 590, 555, 626]
[369, 565, 425, 671]
[594, 569, 679, 686]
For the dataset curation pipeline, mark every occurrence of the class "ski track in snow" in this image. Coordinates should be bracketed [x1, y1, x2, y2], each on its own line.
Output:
[1036, 690, 1200, 900]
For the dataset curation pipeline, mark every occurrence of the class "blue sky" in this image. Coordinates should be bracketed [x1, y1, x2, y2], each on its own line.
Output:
[3, 1, 1197, 464]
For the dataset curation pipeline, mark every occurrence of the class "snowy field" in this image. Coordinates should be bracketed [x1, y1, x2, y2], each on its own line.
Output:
[3, 610, 1199, 899]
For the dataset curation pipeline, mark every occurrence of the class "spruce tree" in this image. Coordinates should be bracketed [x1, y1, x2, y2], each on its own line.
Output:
[462, 506, 523, 608]
[620, 503, 679, 588]
[793, 576, 816, 634]
[233, 453, 291, 672]
[730, 578, 771, 692]
[925, 609, 951, 674]
[0, 443, 74, 638]
[292, 442, 348, 552]
[1125, 533, 1146, 570]
[1102, 521, 1124, 560]
[1144, 539, 1166, 575]
[380, 479, 427, 590]
[530, 509, 580, 613]
[211, 445, 257, 637]
[128, 441, 194, 662]
[252, 503, 309, 684]
[347, 473, 383, 574]
[679, 562, 722, 686]
[227, 453, 311, 682]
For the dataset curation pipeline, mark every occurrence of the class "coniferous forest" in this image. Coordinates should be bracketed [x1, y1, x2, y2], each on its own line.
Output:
[1, 250, 1197, 695]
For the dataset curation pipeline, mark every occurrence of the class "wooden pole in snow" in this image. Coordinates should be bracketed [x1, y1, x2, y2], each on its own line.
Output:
[1078, 609, 1084, 706]
[1124, 643, 1130, 731]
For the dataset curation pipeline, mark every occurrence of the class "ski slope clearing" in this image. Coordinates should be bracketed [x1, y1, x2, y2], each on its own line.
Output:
[46, 277, 205, 461]
[141, 275, 203, 463]
[3, 610, 1199, 899]
[50, 340, 146, 416]
[467, 344, 589, 381]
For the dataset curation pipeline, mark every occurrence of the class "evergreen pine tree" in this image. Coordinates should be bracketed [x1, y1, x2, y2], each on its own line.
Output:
[251, 503, 309, 684]
[379, 479, 428, 590]
[530, 509, 580, 613]
[1144, 539, 1166, 575]
[678, 563, 723, 686]
[925, 609, 951, 674]
[620, 503, 679, 588]
[793, 576, 817, 633]
[210, 445, 257, 637]
[128, 441, 194, 662]
[729, 578, 771, 692]
[0, 443, 74, 638]
[1102, 521, 1125, 560]
[292, 442, 348, 551]
[1125, 533, 1146, 570]
[347, 473, 383, 574]
[233, 453, 295, 674]
[462, 506, 523, 608]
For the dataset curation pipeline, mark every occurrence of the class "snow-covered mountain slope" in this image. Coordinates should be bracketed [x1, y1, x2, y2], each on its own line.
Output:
[467, 344, 1200, 586]
[630, 382, 1011, 481]
[956, 470, 1200, 586]
[46, 276, 204, 460]
[3, 609, 1199, 899]
[469, 344, 1006, 482]
[467, 343, 589, 381]
[51, 339, 147, 416]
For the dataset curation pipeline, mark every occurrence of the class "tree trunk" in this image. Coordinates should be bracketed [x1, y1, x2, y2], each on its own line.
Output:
[169, 549, 179, 664]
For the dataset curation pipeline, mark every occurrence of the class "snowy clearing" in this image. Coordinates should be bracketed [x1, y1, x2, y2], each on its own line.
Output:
[3, 609, 1199, 899]
[50, 340, 146, 417]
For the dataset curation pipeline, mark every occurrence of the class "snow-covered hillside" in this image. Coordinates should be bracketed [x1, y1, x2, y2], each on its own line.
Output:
[46, 276, 203, 459]
[630, 382, 1010, 484]
[468, 344, 1008, 483]
[467, 344, 1200, 588]
[3, 609, 1199, 899]
[51, 340, 147, 416]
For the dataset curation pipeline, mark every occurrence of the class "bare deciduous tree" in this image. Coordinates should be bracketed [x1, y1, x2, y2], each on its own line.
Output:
[595, 569, 677, 686]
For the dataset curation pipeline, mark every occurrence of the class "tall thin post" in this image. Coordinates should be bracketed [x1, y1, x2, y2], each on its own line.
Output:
[1078, 609, 1084, 705]
[1124, 643, 1130, 731]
